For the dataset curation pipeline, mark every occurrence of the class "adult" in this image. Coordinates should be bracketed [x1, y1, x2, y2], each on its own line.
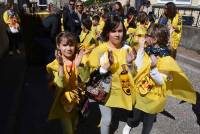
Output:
[63, 0, 82, 39]
[139, 1, 153, 15]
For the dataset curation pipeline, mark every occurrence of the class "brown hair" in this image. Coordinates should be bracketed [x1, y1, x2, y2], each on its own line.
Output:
[165, 2, 177, 20]
[101, 14, 126, 42]
[137, 11, 148, 24]
[147, 24, 169, 46]
[56, 32, 79, 49]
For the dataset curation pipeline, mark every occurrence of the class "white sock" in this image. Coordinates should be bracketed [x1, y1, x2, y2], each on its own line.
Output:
[122, 124, 131, 134]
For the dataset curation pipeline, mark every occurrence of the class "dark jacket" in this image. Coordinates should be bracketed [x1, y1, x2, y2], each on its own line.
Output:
[63, 6, 81, 39]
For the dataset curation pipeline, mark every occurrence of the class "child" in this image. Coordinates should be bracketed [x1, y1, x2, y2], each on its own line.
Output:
[123, 24, 197, 134]
[46, 32, 84, 134]
[91, 15, 101, 37]
[3, 2, 21, 55]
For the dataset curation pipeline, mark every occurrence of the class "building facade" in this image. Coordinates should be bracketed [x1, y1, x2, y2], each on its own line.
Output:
[150, 0, 200, 6]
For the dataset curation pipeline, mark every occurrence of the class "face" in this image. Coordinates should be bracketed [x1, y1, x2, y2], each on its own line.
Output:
[69, 1, 75, 10]
[76, 2, 83, 13]
[92, 20, 99, 26]
[145, 35, 156, 46]
[57, 37, 76, 59]
[108, 22, 124, 47]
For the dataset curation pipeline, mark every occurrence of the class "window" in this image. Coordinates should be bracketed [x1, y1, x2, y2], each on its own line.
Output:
[157, 0, 192, 4]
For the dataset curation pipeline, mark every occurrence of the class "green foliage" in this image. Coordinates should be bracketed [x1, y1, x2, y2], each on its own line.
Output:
[84, 0, 95, 6]
[84, 0, 111, 6]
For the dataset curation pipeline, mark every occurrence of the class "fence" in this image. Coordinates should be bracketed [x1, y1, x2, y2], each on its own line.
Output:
[152, 4, 200, 27]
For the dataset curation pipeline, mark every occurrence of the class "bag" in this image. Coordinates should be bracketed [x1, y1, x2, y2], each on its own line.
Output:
[158, 15, 168, 25]
[86, 68, 112, 103]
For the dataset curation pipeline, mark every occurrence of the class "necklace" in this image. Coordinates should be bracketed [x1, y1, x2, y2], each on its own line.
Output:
[64, 60, 74, 77]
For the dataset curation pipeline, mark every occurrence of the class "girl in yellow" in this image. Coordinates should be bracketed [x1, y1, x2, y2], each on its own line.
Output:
[3, 2, 21, 55]
[85, 15, 139, 134]
[127, 11, 148, 48]
[123, 24, 197, 134]
[46, 32, 84, 134]
[164, 2, 182, 59]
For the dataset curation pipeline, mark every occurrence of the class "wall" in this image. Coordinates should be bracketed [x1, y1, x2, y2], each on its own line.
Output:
[180, 26, 200, 52]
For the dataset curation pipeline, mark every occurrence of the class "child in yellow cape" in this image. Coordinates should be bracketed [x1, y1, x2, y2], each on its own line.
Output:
[123, 24, 198, 134]
[79, 15, 141, 134]
[79, 17, 98, 64]
[46, 32, 85, 134]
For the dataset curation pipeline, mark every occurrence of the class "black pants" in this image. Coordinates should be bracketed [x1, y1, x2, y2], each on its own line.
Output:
[7, 31, 20, 51]
[127, 108, 157, 134]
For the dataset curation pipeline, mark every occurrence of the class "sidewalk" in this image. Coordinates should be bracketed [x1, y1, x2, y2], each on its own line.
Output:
[177, 47, 200, 73]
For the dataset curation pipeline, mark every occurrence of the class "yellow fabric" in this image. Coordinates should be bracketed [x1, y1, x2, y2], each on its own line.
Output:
[134, 54, 196, 114]
[79, 30, 98, 64]
[135, 24, 147, 37]
[170, 13, 182, 49]
[99, 18, 105, 31]
[127, 28, 136, 35]
[157, 56, 196, 104]
[87, 43, 136, 110]
[3, 10, 20, 25]
[91, 24, 102, 37]
[134, 54, 167, 114]
[79, 31, 97, 50]
[124, 19, 129, 29]
[46, 59, 79, 120]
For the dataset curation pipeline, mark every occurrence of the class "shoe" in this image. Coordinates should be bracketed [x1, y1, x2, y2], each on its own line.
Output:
[192, 91, 200, 126]
[122, 124, 131, 134]
[16, 49, 21, 54]
[8, 51, 14, 56]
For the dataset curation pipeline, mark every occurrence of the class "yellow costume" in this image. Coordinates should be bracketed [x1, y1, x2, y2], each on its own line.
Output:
[87, 43, 136, 110]
[46, 59, 80, 134]
[79, 30, 97, 50]
[79, 30, 98, 64]
[91, 24, 102, 38]
[134, 54, 196, 114]
[3, 10, 20, 29]
[170, 13, 182, 49]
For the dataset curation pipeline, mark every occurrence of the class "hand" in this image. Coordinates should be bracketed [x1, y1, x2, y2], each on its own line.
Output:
[55, 49, 63, 65]
[75, 50, 84, 67]
[101, 50, 114, 71]
[126, 48, 136, 64]
[150, 54, 157, 68]
[108, 50, 114, 65]
[138, 37, 146, 47]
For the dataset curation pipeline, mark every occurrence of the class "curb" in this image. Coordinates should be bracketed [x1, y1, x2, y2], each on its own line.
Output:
[176, 53, 200, 70]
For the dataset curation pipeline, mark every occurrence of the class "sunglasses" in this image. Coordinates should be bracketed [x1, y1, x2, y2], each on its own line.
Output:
[76, 5, 83, 7]
[70, 3, 75, 6]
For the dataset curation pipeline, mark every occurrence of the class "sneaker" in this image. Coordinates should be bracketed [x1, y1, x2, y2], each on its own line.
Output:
[8, 51, 14, 56]
[16, 49, 21, 54]
[122, 124, 131, 134]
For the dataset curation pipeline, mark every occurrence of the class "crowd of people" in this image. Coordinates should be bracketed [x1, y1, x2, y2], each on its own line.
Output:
[2, 0, 200, 134]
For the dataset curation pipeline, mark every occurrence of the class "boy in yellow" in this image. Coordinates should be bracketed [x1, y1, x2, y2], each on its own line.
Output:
[91, 15, 102, 39]
[79, 17, 98, 64]
[47, 32, 84, 134]
[163, 2, 182, 59]
[123, 24, 197, 134]
[85, 15, 138, 134]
